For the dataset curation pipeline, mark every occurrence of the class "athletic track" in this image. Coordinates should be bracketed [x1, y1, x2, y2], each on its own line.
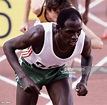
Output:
[0, 0, 107, 105]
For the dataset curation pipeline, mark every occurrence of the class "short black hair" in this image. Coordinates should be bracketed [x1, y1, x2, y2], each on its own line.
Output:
[57, 8, 82, 27]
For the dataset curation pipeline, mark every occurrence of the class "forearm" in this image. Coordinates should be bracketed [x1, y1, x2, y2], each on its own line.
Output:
[80, 55, 93, 84]
[85, 0, 90, 13]
[3, 42, 26, 79]
[23, 0, 31, 23]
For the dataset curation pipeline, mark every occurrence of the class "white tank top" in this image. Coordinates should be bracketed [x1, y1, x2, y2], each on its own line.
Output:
[20, 22, 85, 69]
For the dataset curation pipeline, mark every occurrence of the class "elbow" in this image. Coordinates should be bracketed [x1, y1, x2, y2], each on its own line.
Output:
[3, 41, 12, 53]
[3, 42, 8, 51]
[3, 41, 9, 53]
[91, 38, 103, 49]
[98, 40, 103, 49]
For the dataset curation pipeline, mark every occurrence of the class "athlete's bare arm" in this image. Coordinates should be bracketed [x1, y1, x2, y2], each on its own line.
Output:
[20, 0, 44, 33]
[3, 25, 44, 93]
[82, 0, 91, 24]
[76, 35, 92, 96]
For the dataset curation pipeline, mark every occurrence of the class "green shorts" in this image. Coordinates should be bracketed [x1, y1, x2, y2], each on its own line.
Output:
[15, 57, 69, 90]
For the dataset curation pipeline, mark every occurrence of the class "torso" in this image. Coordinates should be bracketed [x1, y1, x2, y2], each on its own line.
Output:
[21, 23, 85, 69]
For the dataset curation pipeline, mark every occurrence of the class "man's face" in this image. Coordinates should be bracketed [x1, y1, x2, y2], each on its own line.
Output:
[59, 18, 82, 46]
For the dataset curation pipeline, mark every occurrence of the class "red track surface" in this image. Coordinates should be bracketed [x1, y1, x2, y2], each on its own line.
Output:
[0, 0, 107, 105]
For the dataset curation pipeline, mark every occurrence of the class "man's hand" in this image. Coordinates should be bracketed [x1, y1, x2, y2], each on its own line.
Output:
[19, 22, 29, 33]
[20, 76, 40, 94]
[82, 12, 88, 25]
[75, 82, 88, 96]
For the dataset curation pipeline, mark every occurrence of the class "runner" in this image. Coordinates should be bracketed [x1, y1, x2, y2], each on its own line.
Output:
[20, 0, 103, 49]
[3, 8, 92, 105]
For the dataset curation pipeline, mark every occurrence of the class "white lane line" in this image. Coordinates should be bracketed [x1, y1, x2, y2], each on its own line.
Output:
[46, 101, 52, 105]
[37, 56, 107, 105]
[0, 55, 6, 62]
[95, 57, 107, 66]
[0, 75, 17, 86]
[0, 50, 20, 62]
[100, 67, 107, 73]
[0, 75, 50, 99]
[1, 54, 107, 88]
[1, 55, 107, 105]
[74, 57, 81, 63]
[46, 55, 107, 105]
[72, 56, 107, 89]
[89, 0, 104, 8]
[79, 0, 104, 13]
[0, 51, 50, 100]
[40, 92, 50, 99]
[72, 76, 82, 89]
[89, 13, 107, 27]
[1, 1, 105, 104]
[79, 0, 106, 27]
[1, 53, 107, 96]
[91, 57, 107, 74]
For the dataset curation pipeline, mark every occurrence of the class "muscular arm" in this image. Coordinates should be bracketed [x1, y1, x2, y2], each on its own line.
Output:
[4, 25, 43, 75]
[24, 0, 31, 24]
[3, 35, 30, 75]
[80, 36, 92, 84]
[20, 0, 45, 33]
[3, 25, 44, 93]
[76, 36, 93, 96]
[20, 0, 31, 33]
[85, 0, 90, 15]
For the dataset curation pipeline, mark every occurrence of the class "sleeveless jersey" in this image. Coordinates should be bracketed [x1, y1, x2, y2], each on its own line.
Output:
[37, 1, 47, 22]
[20, 22, 85, 69]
